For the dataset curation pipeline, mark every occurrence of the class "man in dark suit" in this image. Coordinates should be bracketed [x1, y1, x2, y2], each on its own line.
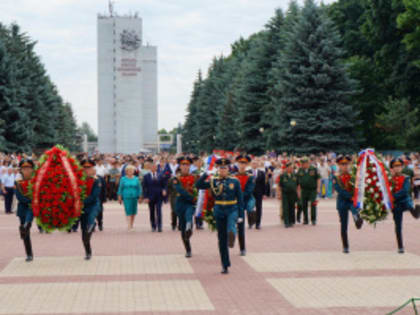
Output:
[142, 160, 167, 232]
[250, 159, 266, 229]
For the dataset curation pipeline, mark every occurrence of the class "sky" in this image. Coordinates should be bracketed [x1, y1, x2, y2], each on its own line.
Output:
[0, 0, 335, 134]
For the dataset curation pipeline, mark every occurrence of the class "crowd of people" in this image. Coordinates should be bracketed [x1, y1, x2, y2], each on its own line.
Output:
[0, 150, 419, 273]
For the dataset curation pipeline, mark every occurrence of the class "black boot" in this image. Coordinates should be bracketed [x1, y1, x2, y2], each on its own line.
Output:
[248, 211, 256, 227]
[182, 232, 192, 258]
[228, 231, 235, 248]
[410, 205, 420, 219]
[341, 231, 349, 254]
[353, 213, 364, 230]
[238, 226, 246, 256]
[19, 225, 25, 240]
[23, 224, 33, 262]
[396, 231, 404, 254]
[185, 222, 193, 239]
[82, 231, 92, 260]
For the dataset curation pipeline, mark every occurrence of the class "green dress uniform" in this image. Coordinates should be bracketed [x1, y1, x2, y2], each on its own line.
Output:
[167, 175, 179, 230]
[196, 166, 244, 273]
[297, 166, 320, 225]
[80, 159, 102, 260]
[15, 159, 35, 262]
[402, 166, 414, 196]
[279, 172, 298, 228]
[172, 157, 199, 258]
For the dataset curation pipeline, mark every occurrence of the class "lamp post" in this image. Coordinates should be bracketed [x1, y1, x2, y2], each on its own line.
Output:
[290, 120, 297, 154]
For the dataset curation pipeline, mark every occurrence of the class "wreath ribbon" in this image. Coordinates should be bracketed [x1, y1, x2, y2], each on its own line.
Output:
[353, 149, 393, 211]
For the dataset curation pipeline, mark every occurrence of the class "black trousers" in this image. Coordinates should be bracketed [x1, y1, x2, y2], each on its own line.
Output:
[96, 203, 104, 227]
[254, 193, 263, 227]
[108, 182, 118, 201]
[237, 221, 245, 251]
[148, 199, 163, 229]
[4, 187, 14, 213]
[393, 207, 406, 249]
[169, 197, 177, 228]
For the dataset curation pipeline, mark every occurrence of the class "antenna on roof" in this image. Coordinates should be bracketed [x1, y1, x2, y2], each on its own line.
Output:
[108, 0, 115, 17]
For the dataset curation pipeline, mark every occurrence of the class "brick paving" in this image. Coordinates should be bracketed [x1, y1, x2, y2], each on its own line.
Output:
[0, 197, 419, 314]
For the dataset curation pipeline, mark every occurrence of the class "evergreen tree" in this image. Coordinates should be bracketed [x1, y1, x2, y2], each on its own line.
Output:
[195, 57, 228, 153]
[182, 71, 203, 153]
[273, 0, 358, 154]
[0, 22, 80, 152]
[267, 1, 301, 150]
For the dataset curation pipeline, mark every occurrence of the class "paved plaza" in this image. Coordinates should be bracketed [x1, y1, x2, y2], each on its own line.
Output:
[0, 198, 419, 314]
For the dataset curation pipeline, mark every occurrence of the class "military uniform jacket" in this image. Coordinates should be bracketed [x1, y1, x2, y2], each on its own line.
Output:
[333, 173, 353, 211]
[172, 175, 199, 214]
[392, 175, 412, 210]
[15, 179, 32, 221]
[84, 176, 101, 215]
[297, 167, 320, 191]
[279, 172, 298, 195]
[196, 173, 244, 218]
[234, 172, 255, 204]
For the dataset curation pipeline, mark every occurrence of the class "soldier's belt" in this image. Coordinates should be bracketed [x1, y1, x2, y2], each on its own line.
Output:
[215, 200, 237, 206]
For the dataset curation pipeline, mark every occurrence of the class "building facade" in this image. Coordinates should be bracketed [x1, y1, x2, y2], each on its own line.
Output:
[97, 13, 157, 153]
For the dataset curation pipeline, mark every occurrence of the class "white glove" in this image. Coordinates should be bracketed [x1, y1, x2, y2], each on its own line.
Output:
[208, 169, 217, 176]
[237, 218, 244, 224]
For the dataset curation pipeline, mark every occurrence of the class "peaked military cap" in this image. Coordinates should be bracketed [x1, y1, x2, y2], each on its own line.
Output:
[81, 159, 96, 168]
[236, 155, 251, 163]
[19, 159, 34, 168]
[390, 158, 404, 168]
[215, 158, 231, 166]
[336, 155, 351, 164]
[177, 156, 193, 165]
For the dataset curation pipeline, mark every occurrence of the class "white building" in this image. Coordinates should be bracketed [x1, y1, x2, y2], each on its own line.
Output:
[97, 12, 157, 153]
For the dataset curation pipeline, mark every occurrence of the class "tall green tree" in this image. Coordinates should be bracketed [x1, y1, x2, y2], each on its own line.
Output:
[0, 22, 81, 152]
[182, 71, 203, 153]
[397, 0, 420, 67]
[376, 97, 420, 150]
[272, 0, 359, 154]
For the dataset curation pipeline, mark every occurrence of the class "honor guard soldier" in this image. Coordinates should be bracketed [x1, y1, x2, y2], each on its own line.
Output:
[172, 157, 199, 258]
[15, 159, 35, 262]
[277, 161, 298, 228]
[332, 155, 363, 254]
[390, 158, 414, 254]
[233, 155, 256, 256]
[196, 158, 244, 274]
[297, 157, 321, 225]
[80, 159, 102, 260]
[191, 156, 205, 230]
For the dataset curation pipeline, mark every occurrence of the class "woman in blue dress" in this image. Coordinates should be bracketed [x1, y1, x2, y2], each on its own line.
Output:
[118, 165, 142, 231]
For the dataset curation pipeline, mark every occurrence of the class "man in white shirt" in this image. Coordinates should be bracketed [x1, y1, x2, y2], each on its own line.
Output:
[318, 159, 330, 198]
[2, 167, 16, 214]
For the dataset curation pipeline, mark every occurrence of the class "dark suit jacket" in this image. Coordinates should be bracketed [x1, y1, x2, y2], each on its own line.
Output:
[142, 173, 167, 202]
[250, 169, 266, 197]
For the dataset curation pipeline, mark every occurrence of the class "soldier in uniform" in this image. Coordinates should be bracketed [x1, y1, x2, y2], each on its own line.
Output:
[297, 157, 320, 225]
[402, 157, 415, 199]
[167, 167, 180, 231]
[80, 159, 102, 260]
[277, 161, 298, 228]
[15, 159, 35, 262]
[332, 155, 363, 254]
[391, 158, 414, 254]
[191, 156, 204, 230]
[172, 157, 199, 258]
[233, 155, 255, 256]
[196, 158, 244, 274]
